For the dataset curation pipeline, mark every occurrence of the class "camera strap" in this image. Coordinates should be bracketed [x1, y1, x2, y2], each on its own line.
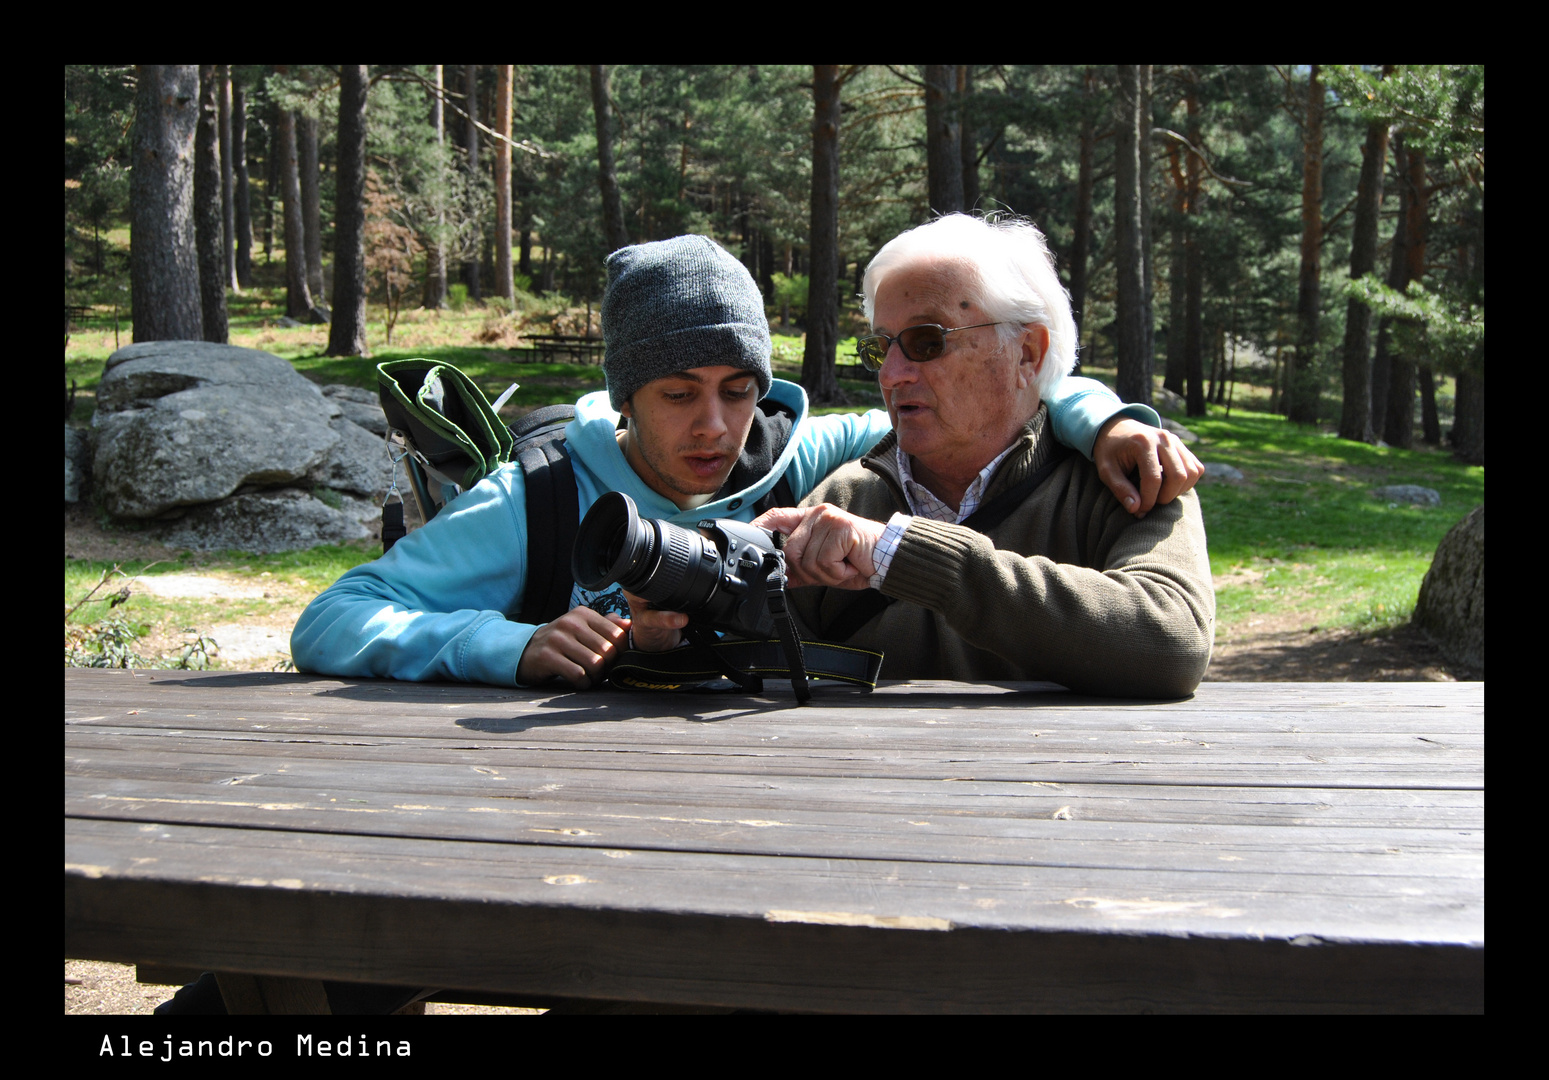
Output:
[607, 638, 884, 696]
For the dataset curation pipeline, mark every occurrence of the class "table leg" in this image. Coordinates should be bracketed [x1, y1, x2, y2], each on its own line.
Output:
[214, 972, 332, 1015]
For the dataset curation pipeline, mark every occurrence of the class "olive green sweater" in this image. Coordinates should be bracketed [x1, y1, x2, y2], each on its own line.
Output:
[788, 407, 1215, 697]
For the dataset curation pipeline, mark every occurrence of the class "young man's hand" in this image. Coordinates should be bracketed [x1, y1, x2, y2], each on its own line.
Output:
[621, 589, 687, 653]
[1092, 416, 1205, 518]
[516, 606, 629, 689]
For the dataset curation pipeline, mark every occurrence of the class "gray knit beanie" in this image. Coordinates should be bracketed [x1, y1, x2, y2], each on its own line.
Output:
[602, 234, 772, 411]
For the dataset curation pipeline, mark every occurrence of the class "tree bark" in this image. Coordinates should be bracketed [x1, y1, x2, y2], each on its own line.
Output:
[277, 109, 315, 320]
[1139, 65, 1156, 377]
[232, 83, 254, 288]
[131, 65, 203, 343]
[803, 64, 843, 405]
[958, 65, 979, 212]
[590, 65, 631, 255]
[1163, 141, 1186, 396]
[462, 65, 482, 302]
[422, 64, 447, 309]
[1451, 368, 1484, 464]
[1113, 65, 1151, 406]
[1287, 65, 1323, 424]
[218, 65, 237, 292]
[194, 66, 229, 343]
[1338, 114, 1389, 442]
[1183, 80, 1205, 416]
[1069, 69, 1096, 349]
[326, 66, 369, 358]
[494, 65, 514, 299]
[924, 65, 963, 216]
[1383, 136, 1425, 447]
[299, 112, 325, 301]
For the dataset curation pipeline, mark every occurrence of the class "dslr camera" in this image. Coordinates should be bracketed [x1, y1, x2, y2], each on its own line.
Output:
[571, 491, 787, 639]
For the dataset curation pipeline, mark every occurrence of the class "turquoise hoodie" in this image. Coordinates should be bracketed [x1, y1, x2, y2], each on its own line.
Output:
[291, 376, 1154, 686]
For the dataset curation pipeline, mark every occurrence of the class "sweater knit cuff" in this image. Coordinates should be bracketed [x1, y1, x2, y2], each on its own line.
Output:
[879, 516, 981, 613]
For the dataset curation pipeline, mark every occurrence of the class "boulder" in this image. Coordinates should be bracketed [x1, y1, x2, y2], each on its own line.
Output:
[92, 341, 342, 519]
[311, 417, 395, 496]
[154, 488, 369, 554]
[1413, 505, 1484, 672]
[1373, 484, 1441, 507]
[65, 425, 92, 503]
[322, 384, 389, 436]
[1161, 417, 1199, 443]
[1153, 387, 1186, 415]
[1203, 462, 1244, 481]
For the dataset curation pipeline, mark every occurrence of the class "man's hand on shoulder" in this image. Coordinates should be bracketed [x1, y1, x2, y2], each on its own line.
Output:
[1092, 416, 1205, 518]
[517, 606, 629, 689]
[754, 504, 884, 590]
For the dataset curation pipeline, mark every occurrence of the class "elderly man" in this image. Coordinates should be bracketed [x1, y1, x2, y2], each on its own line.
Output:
[751, 214, 1215, 697]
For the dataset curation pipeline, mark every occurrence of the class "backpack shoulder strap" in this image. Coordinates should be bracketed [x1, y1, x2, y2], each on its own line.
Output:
[512, 405, 579, 626]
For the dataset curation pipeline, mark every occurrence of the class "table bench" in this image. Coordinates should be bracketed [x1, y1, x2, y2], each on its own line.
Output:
[65, 670, 1483, 1013]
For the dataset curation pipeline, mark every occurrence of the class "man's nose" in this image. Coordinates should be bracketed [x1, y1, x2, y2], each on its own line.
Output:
[690, 398, 732, 439]
[877, 339, 917, 389]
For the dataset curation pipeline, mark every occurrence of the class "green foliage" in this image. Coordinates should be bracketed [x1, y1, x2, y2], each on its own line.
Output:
[1345, 276, 1484, 376]
[770, 272, 810, 318]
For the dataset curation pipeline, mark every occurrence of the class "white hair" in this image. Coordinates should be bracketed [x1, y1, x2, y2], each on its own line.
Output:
[862, 213, 1077, 399]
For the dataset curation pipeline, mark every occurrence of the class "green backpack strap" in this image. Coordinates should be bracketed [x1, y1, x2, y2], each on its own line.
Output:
[377, 359, 515, 520]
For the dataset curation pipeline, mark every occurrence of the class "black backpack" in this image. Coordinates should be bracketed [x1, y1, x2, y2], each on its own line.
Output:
[378, 360, 795, 627]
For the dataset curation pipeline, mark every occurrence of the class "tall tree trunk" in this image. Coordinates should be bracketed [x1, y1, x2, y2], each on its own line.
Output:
[494, 65, 514, 299]
[263, 100, 276, 263]
[326, 66, 369, 358]
[277, 109, 315, 320]
[924, 65, 963, 215]
[1069, 68, 1096, 349]
[1419, 367, 1441, 443]
[1451, 369, 1484, 464]
[1287, 65, 1324, 424]
[218, 65, 237, 292]
[1113, 65, 1151, 405]
[131, 65, 203, 343]
[1139, 65, 1156, 377]
[422, 64, 448, 309]
[299, 112, 325, 302]
[194, 66, 229, 343]
[589, 64, 630, 254]
[1383, 136, 1425, 447]
[1182, 80, 1205, 416]
[1338, 113, 1390, 441]
[463, 64, 482, 303]
[232, 83, 254, 288]
[1163, 142, 1187, 396]
[803, 65, 843, 405]
[958, 65, 980, 211]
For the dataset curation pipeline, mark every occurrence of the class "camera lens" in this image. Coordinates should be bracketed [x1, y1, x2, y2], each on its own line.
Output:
[572, 492, 723, 613]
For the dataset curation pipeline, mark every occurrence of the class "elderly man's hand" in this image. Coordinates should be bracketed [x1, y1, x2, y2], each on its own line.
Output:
[517, 606, 629, 689]
[753, 504, 885, 590]
[1093, 416, 1205, 518]
[621, 588, 687, 653]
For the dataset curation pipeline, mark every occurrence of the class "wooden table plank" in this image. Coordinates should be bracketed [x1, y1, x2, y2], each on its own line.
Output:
[65, 670, 1484, 1013]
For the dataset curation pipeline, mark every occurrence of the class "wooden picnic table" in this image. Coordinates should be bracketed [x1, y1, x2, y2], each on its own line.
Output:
[64, 669, 1483, 1013]
[523, 334, 605, 365]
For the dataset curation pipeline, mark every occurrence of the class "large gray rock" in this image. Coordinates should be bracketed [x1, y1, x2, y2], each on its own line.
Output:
[1374, 484, 1441, 506]
[1413, 505, 1484, 672]
[65, 425, 92, 503]
[322, 384, 389, 436]
[154, 488, 370, 553]
[92, 341, 343, 519]
[311, 417, 394, 496]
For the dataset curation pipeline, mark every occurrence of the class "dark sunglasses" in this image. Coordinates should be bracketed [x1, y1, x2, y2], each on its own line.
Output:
[854, 322, 1007, 371]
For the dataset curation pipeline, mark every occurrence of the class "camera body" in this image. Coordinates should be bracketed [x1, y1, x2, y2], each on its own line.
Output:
[571, 491, 784, 638]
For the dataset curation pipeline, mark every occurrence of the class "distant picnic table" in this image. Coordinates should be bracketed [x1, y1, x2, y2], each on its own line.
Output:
[64, 672, 1483, 1013]
[524, 334, 604, 365]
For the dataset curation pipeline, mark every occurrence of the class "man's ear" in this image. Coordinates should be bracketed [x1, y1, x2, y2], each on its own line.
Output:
[618, 395, 633, 421]
[1018, 325, 1050, 387]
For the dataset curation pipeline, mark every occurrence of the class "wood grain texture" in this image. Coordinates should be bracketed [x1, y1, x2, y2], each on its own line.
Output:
[65, 670, 1484, 1012]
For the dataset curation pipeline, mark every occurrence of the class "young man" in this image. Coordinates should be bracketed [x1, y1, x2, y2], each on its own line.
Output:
[292, 233, 1199, 690]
